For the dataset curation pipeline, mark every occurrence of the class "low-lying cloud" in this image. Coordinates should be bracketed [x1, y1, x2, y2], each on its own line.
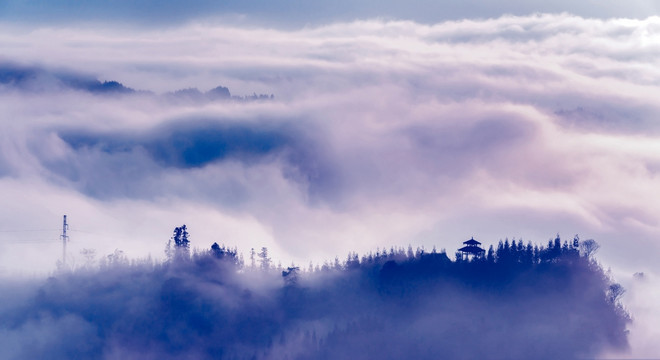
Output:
[0, 245, 632, 359]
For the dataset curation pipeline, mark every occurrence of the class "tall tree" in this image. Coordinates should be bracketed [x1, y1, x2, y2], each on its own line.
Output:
[580, 239, 600, 259]
[487, 245, 495, 263]
[170, 225, 190, 261]
[496, 240, 504, 262]
[172, 225, 190, 249]
[553, 234, 562, 258]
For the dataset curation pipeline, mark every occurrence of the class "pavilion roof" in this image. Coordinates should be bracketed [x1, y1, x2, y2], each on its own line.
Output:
[463, 238, 481, 245]
[458, 245, 485, 254]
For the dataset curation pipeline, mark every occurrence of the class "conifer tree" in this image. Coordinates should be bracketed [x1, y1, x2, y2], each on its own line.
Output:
[171, 225, 190, 261]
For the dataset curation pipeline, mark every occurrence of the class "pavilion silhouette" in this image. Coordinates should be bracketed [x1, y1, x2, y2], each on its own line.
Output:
[458, 237, 485, 260]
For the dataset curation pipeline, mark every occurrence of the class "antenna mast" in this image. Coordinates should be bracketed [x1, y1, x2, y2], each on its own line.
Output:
[61, 215, 69, 266]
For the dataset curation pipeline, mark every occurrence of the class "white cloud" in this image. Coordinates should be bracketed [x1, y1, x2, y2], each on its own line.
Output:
[1, 19, 660, 356]
[1, 13, 660, 357]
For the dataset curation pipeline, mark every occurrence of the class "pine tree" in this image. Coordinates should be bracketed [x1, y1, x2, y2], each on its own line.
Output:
[496, 240, 504, 262]
[487, 245, 495, 263]
[553, 234, 562, 259]
[525, 242, 534, 265]
[171, 225, 190, 261]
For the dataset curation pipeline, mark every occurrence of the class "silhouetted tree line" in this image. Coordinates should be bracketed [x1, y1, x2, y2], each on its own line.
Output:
[0, 226, 629, 359]
[155, 227, 629, 359]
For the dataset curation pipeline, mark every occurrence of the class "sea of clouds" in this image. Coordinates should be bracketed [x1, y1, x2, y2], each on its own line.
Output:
[1, 13, 660, 357]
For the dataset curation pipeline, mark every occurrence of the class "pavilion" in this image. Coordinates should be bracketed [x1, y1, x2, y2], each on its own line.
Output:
[458, 237, 485, 260]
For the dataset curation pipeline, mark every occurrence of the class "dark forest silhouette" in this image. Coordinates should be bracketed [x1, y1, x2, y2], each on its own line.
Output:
[0, 227, 630, 359]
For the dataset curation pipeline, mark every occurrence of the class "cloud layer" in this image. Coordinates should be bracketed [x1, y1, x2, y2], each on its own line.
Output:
[1, 15, 660, 267]
[1, 11, 660, 358]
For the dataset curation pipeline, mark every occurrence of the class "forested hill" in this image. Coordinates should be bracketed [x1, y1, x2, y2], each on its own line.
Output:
[0, 62, 273, 101]
[0, 231, 629, 360]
